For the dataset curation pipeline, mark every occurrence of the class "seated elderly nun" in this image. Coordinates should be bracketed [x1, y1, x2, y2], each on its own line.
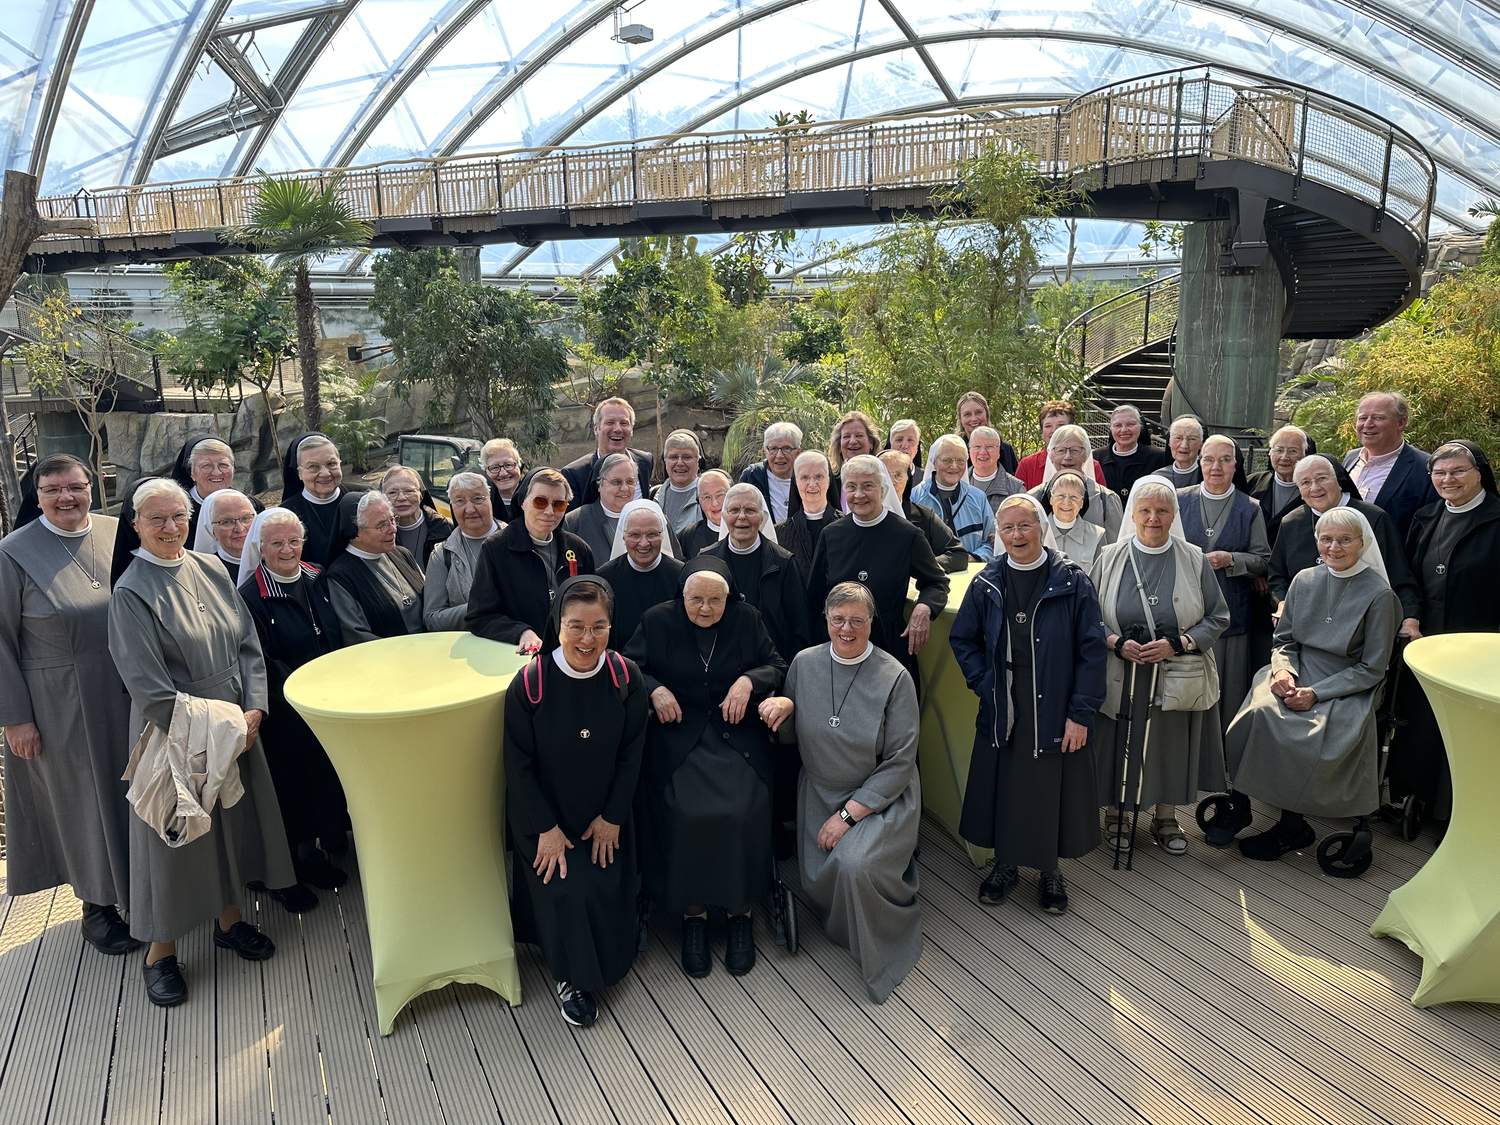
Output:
[237, 509, 349, 911]
[1216, 507, 1400, 861]
[1388, 441, 1500, 825]
[505, 576, 647, 1028]
[191, 488, 257, 584]
[1092, 478, 1229, 857]
[650, 429, 705, 536]
[879, 450, 969, 574]
[625, 557, 785, 979]
[678, 469, 731, 558]
[911, 434, 996, 562]
[326, 492, 425, 644]
[1031, 424, 1124, 545]
[381, 465, 453, 567]
[952, 494, 1107, 913]
[967, 426, 1026, 514]
[701, 483, 811, 664]
[1177, 436, 1271, 734]
[422, 472, 503, 631]
[808, 455, 950, 679]
[1039, 470, 1105, 570]
[277, 433, 362, 569]
[108, 478, 294, 1007]
[758, 582, 923, 1003]
[564, 452, 673, 564]
[596, 499, 683, 646]
[0, 454, 136, 954]
[467, 468, 595, 654]
[777, 451, 843, 583]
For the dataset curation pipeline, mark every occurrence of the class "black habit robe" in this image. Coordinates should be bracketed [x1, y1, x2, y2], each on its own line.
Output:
[700, 536, 812, 665]
[596, 553, 684, 649]
[677, 520, 721, 558]
[776, 508, 841, 583]
[238, 562, 349, 849]
[1269, 498, 1419, 620]
[505, 575, 648, 992]
[903, 498, 970, 573]
[276, 433, 365, 569]
[466, 518, 596, 644]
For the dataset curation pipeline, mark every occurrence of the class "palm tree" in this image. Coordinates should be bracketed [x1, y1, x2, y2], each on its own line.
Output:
[229, 176, 372, 429]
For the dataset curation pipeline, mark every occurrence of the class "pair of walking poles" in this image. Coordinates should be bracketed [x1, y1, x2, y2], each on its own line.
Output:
[1110, 624, 1159, 871]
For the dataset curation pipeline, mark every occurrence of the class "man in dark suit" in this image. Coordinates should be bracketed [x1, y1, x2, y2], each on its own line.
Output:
[560, 396, 653, 511]
[1342, 390, 1437, 540]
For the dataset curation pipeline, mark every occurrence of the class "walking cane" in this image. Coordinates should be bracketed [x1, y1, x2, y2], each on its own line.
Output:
[1123, 662, 1162, 872]
[1113, 658, 1139, 871]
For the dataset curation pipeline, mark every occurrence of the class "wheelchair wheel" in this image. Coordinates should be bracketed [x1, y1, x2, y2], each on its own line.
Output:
[780, 882, 799, 954]
[1317, 828, 1374, 879]
[1400, 795, 1423, 842]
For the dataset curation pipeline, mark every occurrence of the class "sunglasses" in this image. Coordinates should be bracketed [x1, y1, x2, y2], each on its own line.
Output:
[528, 496, 569, 514]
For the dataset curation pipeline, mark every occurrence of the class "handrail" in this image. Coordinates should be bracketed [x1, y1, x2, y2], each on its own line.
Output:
[30, 67, 1436, 261]
[1057, 273, 1181, 377]
[2, 294, 161, 400]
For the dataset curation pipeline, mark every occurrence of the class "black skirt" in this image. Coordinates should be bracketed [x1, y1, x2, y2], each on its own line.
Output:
[647, 730, 771, 913]
[962, 732, 1100, 870]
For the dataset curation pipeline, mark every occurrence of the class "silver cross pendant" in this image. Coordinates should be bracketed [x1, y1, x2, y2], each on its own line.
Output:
[1435, 563, 1447, 575]
[857, 570, 869, 582]
[1205, 528, 1216, 537]
[828, 715, 841, 729]
[1013, 611, 1028, 624]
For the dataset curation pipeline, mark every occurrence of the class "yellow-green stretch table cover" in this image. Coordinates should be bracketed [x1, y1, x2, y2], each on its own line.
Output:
[1371, 634, 1500, 1007]
[284, 631, 526, 1034]
[912, 563, 995, 867]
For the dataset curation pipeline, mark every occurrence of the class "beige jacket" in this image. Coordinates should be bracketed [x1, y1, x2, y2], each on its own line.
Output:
[121, 691, 248, 847]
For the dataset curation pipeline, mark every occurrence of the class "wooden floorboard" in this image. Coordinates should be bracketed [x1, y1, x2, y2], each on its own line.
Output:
[1, 816, 1497, 1125]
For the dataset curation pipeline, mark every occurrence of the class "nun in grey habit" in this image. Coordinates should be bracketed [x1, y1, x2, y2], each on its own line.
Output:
[108, 478, 294, 1005]
[0, 454, 136, 954]
[760, 580, 921, 1003]
[1221, 507, 1400, 859]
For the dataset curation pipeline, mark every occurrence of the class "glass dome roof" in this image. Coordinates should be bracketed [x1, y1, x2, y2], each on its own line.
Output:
[3, 0, 1492, 279]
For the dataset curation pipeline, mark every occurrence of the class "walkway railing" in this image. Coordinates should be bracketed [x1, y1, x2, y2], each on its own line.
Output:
[1, 293, 161, 404]
[31, 68, 1435, 254]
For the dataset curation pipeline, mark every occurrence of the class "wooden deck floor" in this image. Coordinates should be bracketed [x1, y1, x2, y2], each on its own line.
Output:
[1, 808, 1498, 1125]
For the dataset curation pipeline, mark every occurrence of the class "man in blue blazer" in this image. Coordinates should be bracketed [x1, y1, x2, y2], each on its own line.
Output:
[561, 396, 653, 511]
[1342, 391, 1437, 540]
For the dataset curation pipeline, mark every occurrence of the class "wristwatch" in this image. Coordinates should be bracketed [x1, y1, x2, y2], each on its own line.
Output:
[837, 806, 856, 826]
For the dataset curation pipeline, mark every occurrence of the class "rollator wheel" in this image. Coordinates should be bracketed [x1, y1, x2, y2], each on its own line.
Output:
[1196, 793, 1250, 845]
[1317, 829, 1374, 878]
[1400, 795, 1423, 842]
[781, 883, 799, 954]
[769, 884, 789, 948]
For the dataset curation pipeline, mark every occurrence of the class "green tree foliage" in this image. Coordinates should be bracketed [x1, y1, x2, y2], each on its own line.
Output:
[713, 230, 795, 307]
[780, 299, 845, 364]
[371, 248, 565, 457]
[227, 175, 372, 429]
[839, 146, 1074, 446]
[1291, 260, 1500, 461]
[713, 355, 848, 473]
[16, 294, 115, 489]
[319, 363, 387, 473]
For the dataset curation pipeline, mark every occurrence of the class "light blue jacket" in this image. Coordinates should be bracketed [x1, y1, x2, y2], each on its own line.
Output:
[911, 477, 995, 561]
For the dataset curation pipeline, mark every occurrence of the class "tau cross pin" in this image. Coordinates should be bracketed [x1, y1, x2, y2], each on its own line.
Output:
[1148, 594, 1160, 606]
[857, 570, 869, 582]
[1435, 563, 1447, 575]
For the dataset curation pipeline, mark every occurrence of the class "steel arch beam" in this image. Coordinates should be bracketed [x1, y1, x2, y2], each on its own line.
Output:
[23, 0, 95, 182]
[127, 0, 235, 185]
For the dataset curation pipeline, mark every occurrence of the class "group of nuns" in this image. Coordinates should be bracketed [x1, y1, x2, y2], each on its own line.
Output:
[5, 386, 1495, 1023]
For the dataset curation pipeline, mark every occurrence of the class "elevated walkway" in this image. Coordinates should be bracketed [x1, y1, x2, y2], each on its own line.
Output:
[27, 67, 1434, 342]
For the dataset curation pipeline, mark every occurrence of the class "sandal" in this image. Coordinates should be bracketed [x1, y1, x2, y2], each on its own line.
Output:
[1104, 815, 1132, 851]
[1151, 817, 1189, 856]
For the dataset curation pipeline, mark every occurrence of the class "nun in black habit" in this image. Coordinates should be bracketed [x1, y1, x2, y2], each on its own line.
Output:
[700, 484, 812, 663]
[276, 433, 363, 569]
[595, 499, 683, 647]
[625, 556, 786, 979]
[505, 575, 648, 1028]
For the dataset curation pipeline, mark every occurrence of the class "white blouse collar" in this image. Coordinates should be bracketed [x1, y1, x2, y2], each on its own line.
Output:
[803, 506, 827, 520]
[851, 509, 888, 528]
[39, 514, 91, 538]
[552, 646, 606, 678]
[265, 564, 303, 583]
[216, 544, 242, 564]
[1005, 551, 1047, 572]
[346, 545, 382, 561]
[462, 520, 502, 540]
[1201, 483, 1235, 500]
[726, 536, 760, 555]
[132, 547, 185, 568]
[302, 487, 341, 505]
[627, 553, 662, 572]
[1446, 491, 1486, 514]
[1131, 537, 1172, 556]
[830, 641, 874, 666]
[1327, 560, 1369, 580]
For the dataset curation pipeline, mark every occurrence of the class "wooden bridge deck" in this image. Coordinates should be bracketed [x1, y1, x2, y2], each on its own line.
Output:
[1, 808, 1496, 1125]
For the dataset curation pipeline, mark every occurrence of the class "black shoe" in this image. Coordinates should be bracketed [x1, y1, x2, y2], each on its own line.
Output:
[554, 981, 598, 1028]
[143, 955, 187, 1007]
[978, 864, 1019, 906]
[1239, 815, 1315, 861]
[296, 848, 348, 890]
[1038, 870, 1069, 915]
[81, 903, 143, 955]
[681, 916, 711, 978]
[725, 913, 756, 977]
[1202, 791, 1254, 848]
[267, 882, 319, 913]
[214, 921, 277, 962]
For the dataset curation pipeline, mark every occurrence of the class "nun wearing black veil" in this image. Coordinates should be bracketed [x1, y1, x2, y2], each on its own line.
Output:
[595, 499, 682, 646]
[505, 575, 648, 1028]
[275, 433, 362, 569]
[625, 556, 785, 980]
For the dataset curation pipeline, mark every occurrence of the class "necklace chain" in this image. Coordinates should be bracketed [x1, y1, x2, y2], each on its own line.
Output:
[164, 559, 208, 611]
[828, 650, 867, 728]
[53, 526, 101, 590]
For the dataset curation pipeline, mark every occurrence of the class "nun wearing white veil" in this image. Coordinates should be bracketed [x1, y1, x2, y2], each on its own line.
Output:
[1220, 506, 1401, 860]
[1090, 477, 1229, 857]
[191, 488, 257, 584]
[595, 499, 683, 647]
[1031, 424, 1123, 545]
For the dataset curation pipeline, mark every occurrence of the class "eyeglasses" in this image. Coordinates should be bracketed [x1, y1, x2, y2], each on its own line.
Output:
[561, 621, 611, 638]
[1269, 446, 1304, 457]
[143, 513, 189, 529]
[765, 445, 799, 456]
[934, 456, 967, 469]
[366, 518, 396, 532]
[997, 523, 1038, 536]
[827, 615, 869, 630]
[264, 537, 304, 550]
[1316, 535, 1361, 549]
[302, 459, 341, 474]
[37, 483, 91, 498]
[529, 496, 568, 514]
[1051, 446, 1086, 457]
[624, 530, 663, 543]
[195, 459, 233, 474]
[844, 481, 880, 495]
[1431, 467, 1475, 481]
[486, 460, 519, 474]
[213, 515, 256, 529]
[384, 486, 421, 498]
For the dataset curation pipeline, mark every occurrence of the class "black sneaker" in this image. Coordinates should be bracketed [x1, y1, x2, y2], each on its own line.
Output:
[1038, 870, 1069, 915]
[296, 848, 348, 890]
[725, 913, 756, 977]
[554, 981, 598, 1028]
[214, 921, 277, 962]
[1239, 815, 1315, 862]
[978, 863, 1019, 906]
[681, 915, 711, 978]
[143, 954, 187, 1007]
[266, 883, 319, 914]
[81, 903, 142, 955]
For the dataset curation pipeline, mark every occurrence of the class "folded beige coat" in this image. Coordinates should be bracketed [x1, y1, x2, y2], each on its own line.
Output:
[122, 691, 248, 847]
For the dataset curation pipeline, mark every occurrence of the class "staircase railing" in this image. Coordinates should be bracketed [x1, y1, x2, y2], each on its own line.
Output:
[1057, 272, 1180, 438]
[1, 293, 161, 404]
[31, 67, 1436, 262]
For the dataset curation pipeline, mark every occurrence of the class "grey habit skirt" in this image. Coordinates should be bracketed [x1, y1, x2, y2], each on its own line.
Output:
[1095, 675, 1226, 809]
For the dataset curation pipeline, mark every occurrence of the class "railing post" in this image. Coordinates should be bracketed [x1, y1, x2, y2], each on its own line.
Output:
[168, 188, 178, 231]
[1293, 95, 1310, 199]
[1376, 129, 1393, 231]
[783, 132, 791, 196]
[1079, 321, 1088, 368]
[1198, 77, 1211, 177]
[215, 182, 225, 225]
[1099, 95, 1112, 187]
[866, 126, 874, 190]
[494, 158, 505, 211]
[432, 164, 442, 216]
[152, 355, 163, 404]
[374, 170, 383, 217]
[1142, 287, 1152, 345]
[704, 137, 712, 199]
[560, 151, 569, 207]
[630, 145, 639, 205]
[1170, 76, 1185, 176]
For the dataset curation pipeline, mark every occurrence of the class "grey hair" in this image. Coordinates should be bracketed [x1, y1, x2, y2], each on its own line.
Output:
[189, 437, 233, 464]
[840, 453, 884, 481]
[888, 419, 920, 439]
[763, 421, 803, 448]
[598, 452, 637, 481]
[1431, 441, 1478, 468]
[131, 477, 190, 513]
[1169, 415, 1205, 440]
[355, 490, 393, 527]
[295, 434, 336, 462]
[793, 450, 829, 475]
[1359, 389, 1410, 421]
[1201, 433, 1238, 456]
[724, 482, 766, 519]
[1110, 404, 1142, 422]
[969, 425, 1000, 444]
[825, 580, 876, 617]
[663, 428, 701, 453]
[446, 471, 489, 497]
[1315, 506, 1367, 541]
[481, 437, 518, 462]
[1292, 454, 1337, 483]
[1270, 425, 1308, 451]
[684, 569, 730, 595]
[258, 507, 306, 540]
[927, 433, 968, 465]
[698, 468, 733, 490]
[380, 465, 422, 492]
[1130, 479, 1178, 510]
